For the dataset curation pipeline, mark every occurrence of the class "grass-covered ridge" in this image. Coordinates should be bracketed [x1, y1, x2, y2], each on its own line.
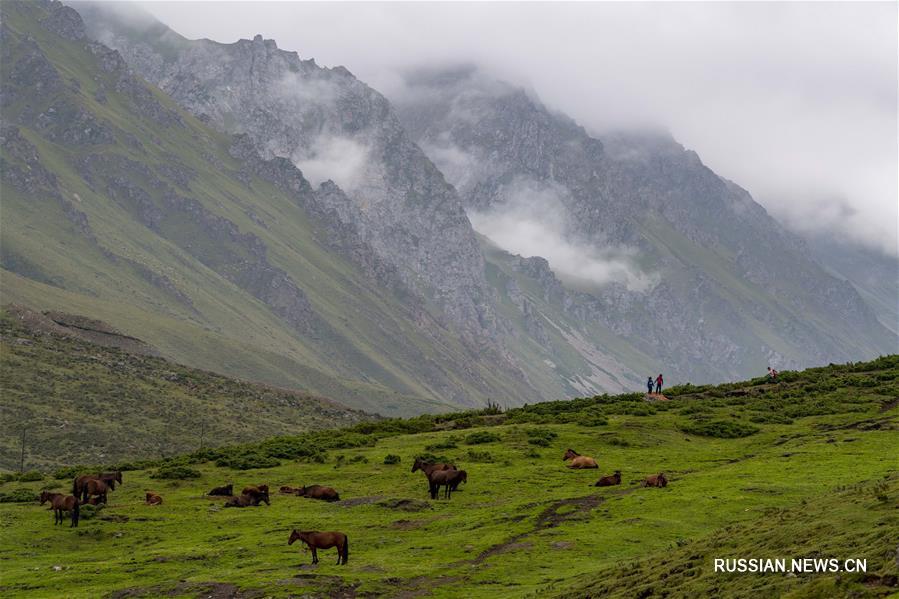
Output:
[1, 356, 896, 597]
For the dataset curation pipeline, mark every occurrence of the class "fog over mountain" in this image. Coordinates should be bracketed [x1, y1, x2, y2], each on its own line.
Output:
[135, 0, 898, 257]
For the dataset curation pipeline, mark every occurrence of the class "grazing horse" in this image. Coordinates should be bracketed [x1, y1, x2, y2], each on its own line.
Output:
[595, 471, 621, 487]
[208, 484, 233, 496]
[279, 486, 297, 495]
[223, 490, 270, 508]
[73, 471, 121, 502]
[643, 473, 668, 488]
[242, 484, 269, 496]
[39, 491, 80, 527]
[440, 469, 467, 499]
[296, 485, 340, 502]
[288, 530, 348, 565]
[145, 492, 163, 505]
[563, 449, 599, 469]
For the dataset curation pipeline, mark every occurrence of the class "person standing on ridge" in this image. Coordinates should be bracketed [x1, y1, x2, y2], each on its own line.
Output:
[647, 376, 654, 394]
[655, 374, 663, 394]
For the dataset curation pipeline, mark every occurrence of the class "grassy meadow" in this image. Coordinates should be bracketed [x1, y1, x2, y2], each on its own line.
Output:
[1, 357, 897, 597]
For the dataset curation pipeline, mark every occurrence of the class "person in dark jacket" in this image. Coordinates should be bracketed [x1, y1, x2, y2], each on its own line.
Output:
[647, 376, 654, 394]
[655, 374, 663, 394]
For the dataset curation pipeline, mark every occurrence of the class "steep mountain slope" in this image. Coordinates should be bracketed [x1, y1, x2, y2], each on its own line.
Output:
[395, 66, 897, 382]
[0, 1, 540, 415]
[0, 306, 372, 469]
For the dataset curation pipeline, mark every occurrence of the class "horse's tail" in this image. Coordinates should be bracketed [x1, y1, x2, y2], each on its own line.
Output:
[72, 499, 80, 527]
[72, 477, 78, 496]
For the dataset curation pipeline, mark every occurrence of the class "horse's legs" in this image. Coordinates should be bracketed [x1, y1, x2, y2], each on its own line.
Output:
[336, 548, 341, 565]
[312, 548, 318, 564]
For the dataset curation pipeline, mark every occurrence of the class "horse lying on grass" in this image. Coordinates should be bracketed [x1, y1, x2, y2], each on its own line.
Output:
[642, 472, 668, 488]
[223, 489, 270, 507]
[288, 529, 348, 565]
[595, 471, 621, 487]
[295, 485, 340, 502]
[208, 484, 233, 496]
[563, 449, 599, 469]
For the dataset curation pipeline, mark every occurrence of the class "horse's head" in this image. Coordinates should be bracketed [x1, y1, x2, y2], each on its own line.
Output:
[288, 529, 301, 545]
[411, 459, 422, 473]
[460, 471, 468, 484]
[295, 486, 307, 497]
[39, 491, 51, 504]
[563, 449, 578, 461]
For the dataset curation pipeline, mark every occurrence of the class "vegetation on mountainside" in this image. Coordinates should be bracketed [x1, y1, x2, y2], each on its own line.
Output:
[1, 357, 896, 597]
[0, 309, 372, 470]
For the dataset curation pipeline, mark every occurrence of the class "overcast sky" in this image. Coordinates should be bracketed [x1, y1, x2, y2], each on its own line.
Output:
[136, 1, 898, 256]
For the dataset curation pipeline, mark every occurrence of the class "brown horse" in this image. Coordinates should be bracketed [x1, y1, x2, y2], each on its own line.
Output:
[208, 484, 233, 496]
[81, 478, 111, 504]
[279, 486, 297, 494]
[73, 471, 121, 502]
[563, 449, 598, 469]
[643, 473, 668, 488]
[145, 492, 163, 505]
[223, 489, 270, 508]
[441, 469, 467, 499]
[411, 458, 456, 475]
[595, 471, 621, 487]
[39, 491, 80, 527]
[242, 484, 269, 496]
[296, 485, 340, 502]
[288, 530, 348, 565]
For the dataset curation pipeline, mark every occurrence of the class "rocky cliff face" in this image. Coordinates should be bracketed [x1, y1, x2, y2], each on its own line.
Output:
[78, 8, 499, 343]
[396, 66, 896, 381]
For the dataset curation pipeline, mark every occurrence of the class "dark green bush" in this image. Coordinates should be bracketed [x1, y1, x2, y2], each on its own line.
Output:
[426, 438, 458, 451]
[0, 488, 38, 503]
[16, 470, 44, 482]
[680, 419, 760, 439]
[150, 464, 202, 479]
[464, 431, 500, 445]
[608, 437, 631, 447]
[466, 450, 494, 463]
[79, 503, 104, 520]
[215, 452, 279, 471]
[413, 452, 451, 465]
[383, 454, 401, 465]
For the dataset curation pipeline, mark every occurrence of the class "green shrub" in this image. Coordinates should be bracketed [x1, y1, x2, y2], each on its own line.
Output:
[0, 488, 38, 503]
[426, 438, 458, 451]
[214, 452, 280, 470]
[576, 413, 609, 427]
[150, 464, 202, 479]
[79, 503, 104, 520]
[15, 470, 44, 482]
[464, 431, 500, 445]
[680, 419, 760, 439]
[528, 437, 551, 447]
[524, 448, 541, 459]
[466, 450, 494, 463]
[525, 428, 558, 445]
[413, 452, 451, 465]
[608, 437, 631, 447]
[349, 455, 369, 464]
[383, 454, 401, 465]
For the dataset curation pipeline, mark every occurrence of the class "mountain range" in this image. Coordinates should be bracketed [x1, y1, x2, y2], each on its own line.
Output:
[2, 0, 895, 416]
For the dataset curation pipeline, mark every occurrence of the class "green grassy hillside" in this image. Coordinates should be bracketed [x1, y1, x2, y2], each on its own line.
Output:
[0, 0, 535, 416]
[0, 307, 372, 470]
[1, 357, 896, 597]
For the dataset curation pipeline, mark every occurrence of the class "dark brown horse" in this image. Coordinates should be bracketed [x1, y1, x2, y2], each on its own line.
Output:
[411, 458, 456, 475]
[208, 484, 233, 496]
[223, 489, 270, 508]
[81, 478, 111, 505]
[642, 472, 668, 488]
[295, 485, 340, 502]
[279, 486, 297, 494]
[288, 529, 348, 565]
[145, 492, 163, 505]
[563, 449, 598, 469]
[242, 484, 269, 496]
[73, 471, 121, 502]
[441, 469, 467, 499]
[595, 471, 621, 487]
[40, 491, 80, 527]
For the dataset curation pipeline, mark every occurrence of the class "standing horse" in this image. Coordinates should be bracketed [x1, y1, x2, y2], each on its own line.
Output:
[39, 491, 80, 527]
[81, 478, 111, 504]
[288, 530, 348, 565]
[563, 449, 599, 469]
[411, 458, 456, 475]
[441, 469, 467, 499]
[73, 471, 121, 502]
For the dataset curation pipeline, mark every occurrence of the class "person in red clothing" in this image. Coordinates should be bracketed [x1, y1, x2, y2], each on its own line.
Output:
[655, 374, 663, 394]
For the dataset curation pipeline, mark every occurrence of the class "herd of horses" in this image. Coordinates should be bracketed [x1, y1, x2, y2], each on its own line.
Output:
[34, 446, 669, 564]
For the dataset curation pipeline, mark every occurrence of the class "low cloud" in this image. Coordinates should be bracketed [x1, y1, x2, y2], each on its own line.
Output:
[293, 135, 370, 191]
[468, 178, 655, 292]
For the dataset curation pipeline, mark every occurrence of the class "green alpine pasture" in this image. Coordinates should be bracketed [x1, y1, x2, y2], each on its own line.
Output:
[1, 357, 897, 597]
